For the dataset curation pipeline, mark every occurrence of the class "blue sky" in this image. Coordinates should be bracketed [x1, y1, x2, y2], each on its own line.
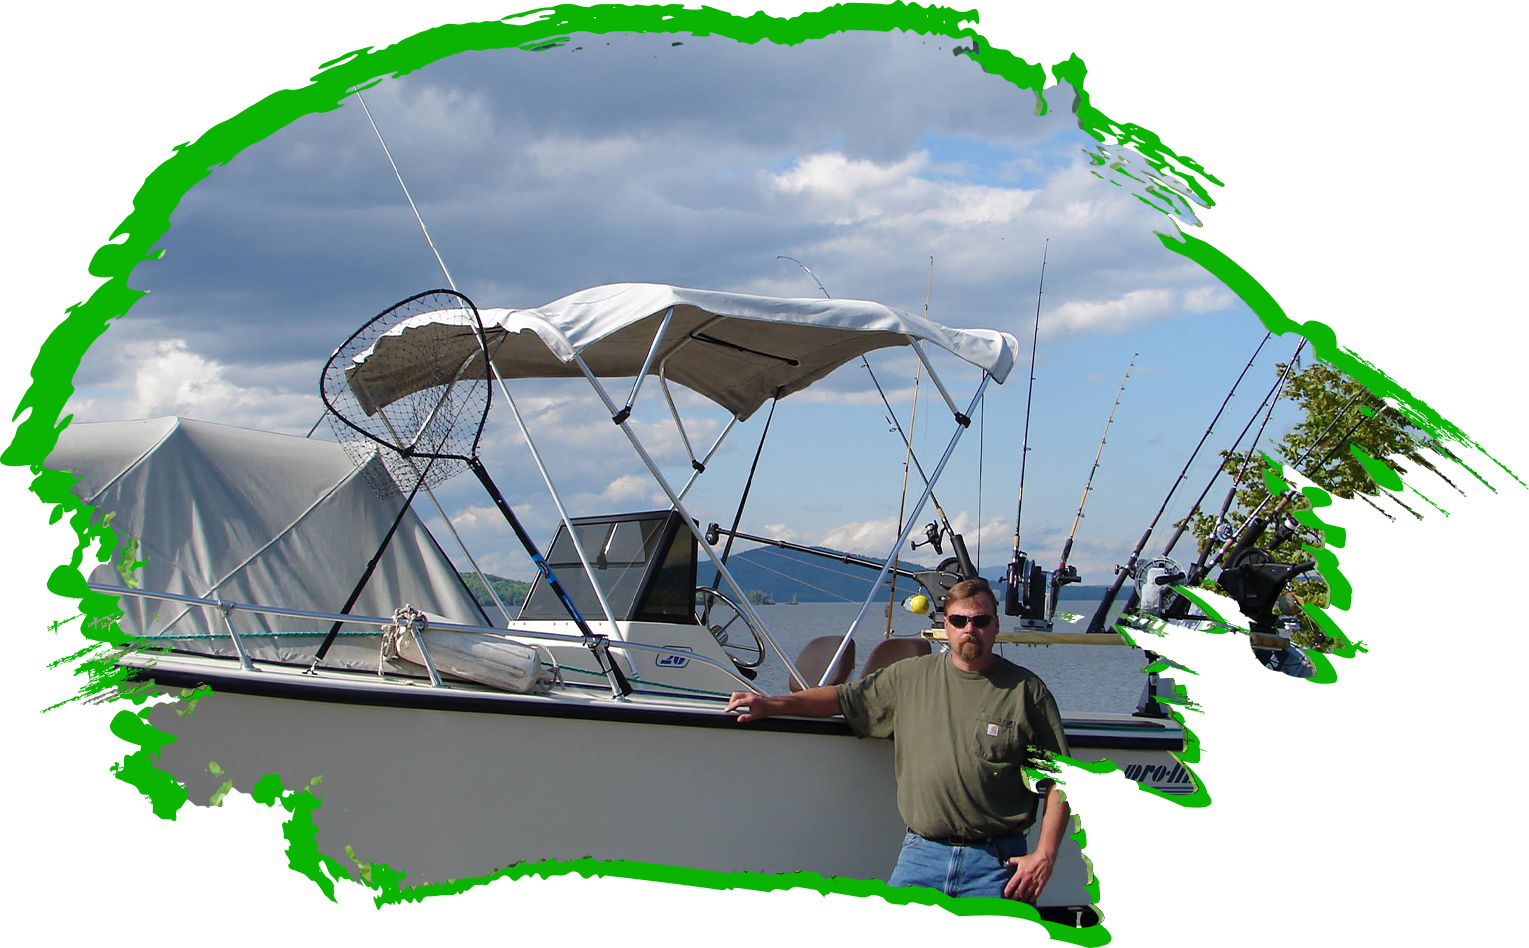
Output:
[67, 28, 1303, 583]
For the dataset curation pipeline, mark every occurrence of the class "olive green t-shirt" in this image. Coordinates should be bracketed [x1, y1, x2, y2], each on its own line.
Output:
[835, 653, 1070, 839]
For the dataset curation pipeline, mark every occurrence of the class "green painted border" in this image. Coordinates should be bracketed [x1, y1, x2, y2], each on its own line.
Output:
[32, 0, 1529, 935]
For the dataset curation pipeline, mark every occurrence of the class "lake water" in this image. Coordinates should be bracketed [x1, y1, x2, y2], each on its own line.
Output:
[742, 598, 1152, 713]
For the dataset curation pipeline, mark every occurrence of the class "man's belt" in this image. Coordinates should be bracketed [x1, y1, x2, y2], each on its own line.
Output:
[914, 828, 1026, 847]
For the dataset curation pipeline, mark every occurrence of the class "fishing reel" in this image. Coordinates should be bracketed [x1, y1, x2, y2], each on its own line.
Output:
[1134, 556, 1187, 617]
[1215, 548, 1317, 635]
[1052, 564, 1079, 590]
[910, 521, 944, 555]
[906, 523, 979, 620]
[1003, 553, 1048, 622]
[1044, 562, 1080, 622]
[1270, 512, 1322, 550]
[912, 521, 977, 581]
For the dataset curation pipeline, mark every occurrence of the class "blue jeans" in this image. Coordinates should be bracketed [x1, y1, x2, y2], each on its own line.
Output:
[887, 830, 1031, 900]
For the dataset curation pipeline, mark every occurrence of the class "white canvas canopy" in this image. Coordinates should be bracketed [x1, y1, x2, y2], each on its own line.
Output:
[46, 417, 487, 665]
[350, 283, 1020, 420]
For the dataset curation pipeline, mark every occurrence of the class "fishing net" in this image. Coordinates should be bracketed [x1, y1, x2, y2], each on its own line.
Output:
[320, 289, 492, 497]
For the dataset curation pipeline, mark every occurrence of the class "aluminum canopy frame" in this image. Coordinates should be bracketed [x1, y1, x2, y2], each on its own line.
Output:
[345, 282, 1020, 691]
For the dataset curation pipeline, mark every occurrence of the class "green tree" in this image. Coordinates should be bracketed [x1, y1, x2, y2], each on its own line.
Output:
[1185, 360, 1460, 554]
[1180, 360, 1462, 645]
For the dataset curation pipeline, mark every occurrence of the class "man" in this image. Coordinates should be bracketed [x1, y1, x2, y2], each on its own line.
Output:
[725, 577, 1071, 902]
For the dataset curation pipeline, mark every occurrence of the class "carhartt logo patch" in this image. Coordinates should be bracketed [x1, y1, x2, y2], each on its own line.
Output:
[986, 723, 1000, 737]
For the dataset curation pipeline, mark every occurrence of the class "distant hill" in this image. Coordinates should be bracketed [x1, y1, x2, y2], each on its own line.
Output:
[459, 572, 530, 610]
[707, 545, 917, 604]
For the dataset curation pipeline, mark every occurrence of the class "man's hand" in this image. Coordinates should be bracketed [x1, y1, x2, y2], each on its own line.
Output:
[725, 691, 781, 722]
[1003, 850, 1055, 902]
[726, 686, 843, 722]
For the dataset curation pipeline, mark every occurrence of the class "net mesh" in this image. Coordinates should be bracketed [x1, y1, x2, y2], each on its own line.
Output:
[321, 289, 491, 497]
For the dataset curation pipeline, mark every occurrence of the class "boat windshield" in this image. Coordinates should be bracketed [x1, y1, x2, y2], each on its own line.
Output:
[518, 511, 698, 624]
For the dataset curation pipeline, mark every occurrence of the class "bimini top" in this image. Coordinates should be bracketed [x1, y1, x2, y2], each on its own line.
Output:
[349, 283, 1019, 421]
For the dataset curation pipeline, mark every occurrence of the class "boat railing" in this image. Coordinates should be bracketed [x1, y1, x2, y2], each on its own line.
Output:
[87, 582, 761, 698]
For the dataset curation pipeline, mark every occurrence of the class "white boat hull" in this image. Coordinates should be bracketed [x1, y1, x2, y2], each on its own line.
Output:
[133, 653, 1188, 915]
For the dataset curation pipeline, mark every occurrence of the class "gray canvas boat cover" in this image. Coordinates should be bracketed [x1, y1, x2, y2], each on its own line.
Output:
[46, 417, 488, 666]
[349, 283, 1020, 421]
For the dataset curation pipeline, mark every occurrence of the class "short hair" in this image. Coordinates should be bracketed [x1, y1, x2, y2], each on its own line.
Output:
[946, 577, 996, 612]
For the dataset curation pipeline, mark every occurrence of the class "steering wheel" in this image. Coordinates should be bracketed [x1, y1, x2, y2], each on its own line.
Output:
[695, 586, 767, 668]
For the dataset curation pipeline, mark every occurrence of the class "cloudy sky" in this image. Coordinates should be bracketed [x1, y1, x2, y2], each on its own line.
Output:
[69, 28, 1297, 583]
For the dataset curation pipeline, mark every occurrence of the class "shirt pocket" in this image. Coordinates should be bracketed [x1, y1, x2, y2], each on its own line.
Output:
[973, 715, 1024, 764]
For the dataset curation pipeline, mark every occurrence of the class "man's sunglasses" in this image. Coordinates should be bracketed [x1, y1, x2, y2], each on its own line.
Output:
[946, 613, 996, 630]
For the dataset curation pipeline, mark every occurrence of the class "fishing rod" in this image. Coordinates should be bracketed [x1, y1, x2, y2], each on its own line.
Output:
[328, 87, 515, 625]
[1048, 352, 1135, 615]
[777, 256, 976, 579]
[1140, 340, 1310, 623]
[692, 258, 844, 649]
[861, 361, 975, 576]
[1208, 394, 1372, 571]
[1152, 337, 1306, 571]
[1123, 336, 1309, 624]
[885, 257, 932, 638]
[1182, 402, 1373, 639]
[1003, 241, 1048, 621]
[1176, 339, 1309, 587]
[336, 89, 640, 693]
[1084, 330, 1273, 633]
[702, 391, 782, 640]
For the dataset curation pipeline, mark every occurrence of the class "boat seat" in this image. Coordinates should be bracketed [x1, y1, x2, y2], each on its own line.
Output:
[789, 636, 855, 692]
[859, 637, 931, 678]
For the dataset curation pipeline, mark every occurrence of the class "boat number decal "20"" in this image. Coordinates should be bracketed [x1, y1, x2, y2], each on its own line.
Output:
[656, 647, 693, 668]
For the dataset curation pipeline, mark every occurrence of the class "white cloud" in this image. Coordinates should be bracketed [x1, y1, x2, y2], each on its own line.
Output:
[448, 504, 502, 530]
[1049, 283, 1235, 335]
[768, 151, 1035, 229]
[600, 474, 652, 502]
[66, 338, 319, 434]
[772, 510, 1021, 568]
[1051, 288, 1175, 334]
[816, 514, 903, 557]
[1184, 284, 1237, 313]
[759, 522, 800, 543]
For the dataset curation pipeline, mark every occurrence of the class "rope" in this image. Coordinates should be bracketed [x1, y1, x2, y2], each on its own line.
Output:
[378, 604, 425, 662]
